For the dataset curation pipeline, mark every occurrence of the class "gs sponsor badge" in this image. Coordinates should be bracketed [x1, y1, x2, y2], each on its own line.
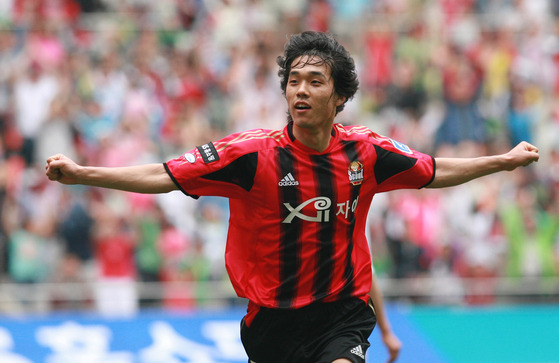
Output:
[348, 161, 364, 185]
[197, 142, 220, 164]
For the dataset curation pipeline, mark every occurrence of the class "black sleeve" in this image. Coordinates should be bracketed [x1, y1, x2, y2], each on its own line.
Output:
[373, 144, 418, 185]
[201, 152, 258, 192]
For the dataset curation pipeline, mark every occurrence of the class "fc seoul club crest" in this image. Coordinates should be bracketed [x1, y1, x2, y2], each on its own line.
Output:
[348, 161, 364, 185]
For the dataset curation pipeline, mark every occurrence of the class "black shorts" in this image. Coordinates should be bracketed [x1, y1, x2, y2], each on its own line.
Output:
[240, 298, 377, 363]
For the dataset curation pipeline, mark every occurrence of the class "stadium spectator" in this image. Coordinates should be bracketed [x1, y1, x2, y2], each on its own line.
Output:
[501, 182, 559, 279]
[13, 61, 60, 166]
[93, 206, 138, 317]
[57, 188, 94, 263]
[506, 74, 537, 147]
[434, 42, 487, 150]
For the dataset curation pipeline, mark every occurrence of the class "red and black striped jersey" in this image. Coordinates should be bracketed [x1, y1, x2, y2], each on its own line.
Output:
[165, 122, 435, 311]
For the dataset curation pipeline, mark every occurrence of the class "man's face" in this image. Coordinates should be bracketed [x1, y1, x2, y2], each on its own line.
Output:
[285, 56, 345, 131]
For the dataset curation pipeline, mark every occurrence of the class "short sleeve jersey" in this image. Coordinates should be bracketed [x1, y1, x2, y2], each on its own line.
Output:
[165, 123, 435, 310]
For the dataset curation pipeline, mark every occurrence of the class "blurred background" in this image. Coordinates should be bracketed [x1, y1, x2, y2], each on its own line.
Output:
[0, 0, 558, 362]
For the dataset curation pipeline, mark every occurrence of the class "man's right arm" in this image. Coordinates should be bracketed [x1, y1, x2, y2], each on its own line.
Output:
[45, 154, 178, 194]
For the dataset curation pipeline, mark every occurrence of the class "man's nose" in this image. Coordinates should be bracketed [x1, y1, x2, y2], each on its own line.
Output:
[296, 81, 309, 97]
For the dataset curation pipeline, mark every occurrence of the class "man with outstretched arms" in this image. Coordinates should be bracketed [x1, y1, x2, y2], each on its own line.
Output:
[46, 31, 539, 363]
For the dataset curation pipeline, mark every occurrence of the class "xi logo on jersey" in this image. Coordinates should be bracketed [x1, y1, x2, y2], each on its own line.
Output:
[282, 196, 359, 223]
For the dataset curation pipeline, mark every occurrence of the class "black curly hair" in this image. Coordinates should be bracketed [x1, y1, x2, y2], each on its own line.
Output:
[276, 31, 359, 115]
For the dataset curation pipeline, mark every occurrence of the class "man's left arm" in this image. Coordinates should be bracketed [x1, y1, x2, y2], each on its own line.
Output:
[427, 141, 539, 189]
[369, 274, 402, 363]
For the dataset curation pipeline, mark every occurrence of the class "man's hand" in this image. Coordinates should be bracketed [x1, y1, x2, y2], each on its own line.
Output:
[503, 141, 539, 170]
[382, 330, 402, 363]
[45, 154, 81, 185]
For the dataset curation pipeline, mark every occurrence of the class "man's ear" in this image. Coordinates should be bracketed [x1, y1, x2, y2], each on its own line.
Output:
[335, 95, 347, 107]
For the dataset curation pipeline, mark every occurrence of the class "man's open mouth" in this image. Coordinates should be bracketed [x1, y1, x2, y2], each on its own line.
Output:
[295, 102, 311, 110]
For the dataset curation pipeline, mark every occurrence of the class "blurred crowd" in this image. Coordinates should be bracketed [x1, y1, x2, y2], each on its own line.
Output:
[0, 0, 558, 314]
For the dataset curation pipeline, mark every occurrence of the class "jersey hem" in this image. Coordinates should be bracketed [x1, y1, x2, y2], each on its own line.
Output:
[420, 155, 436, 188]
[163, 162, 200, 199]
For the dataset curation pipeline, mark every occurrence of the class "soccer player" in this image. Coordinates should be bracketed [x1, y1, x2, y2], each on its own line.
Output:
[45, 31, 539, 363]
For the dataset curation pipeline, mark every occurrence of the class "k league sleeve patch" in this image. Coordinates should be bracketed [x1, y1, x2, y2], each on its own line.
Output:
[390, 138, 413, 154]
[197, 142, 220, 163]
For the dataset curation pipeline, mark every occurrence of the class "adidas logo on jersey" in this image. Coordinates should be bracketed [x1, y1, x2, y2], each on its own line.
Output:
[350, 345, 365, 359]
[278, 173, 299, 186]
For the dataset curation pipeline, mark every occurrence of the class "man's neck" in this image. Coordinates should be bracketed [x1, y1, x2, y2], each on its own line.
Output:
[291, 123, 333, 153]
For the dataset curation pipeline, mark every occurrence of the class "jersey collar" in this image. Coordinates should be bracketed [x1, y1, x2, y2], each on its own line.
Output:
[286, 121, 336, 142]
[286, 122, 338, 154]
